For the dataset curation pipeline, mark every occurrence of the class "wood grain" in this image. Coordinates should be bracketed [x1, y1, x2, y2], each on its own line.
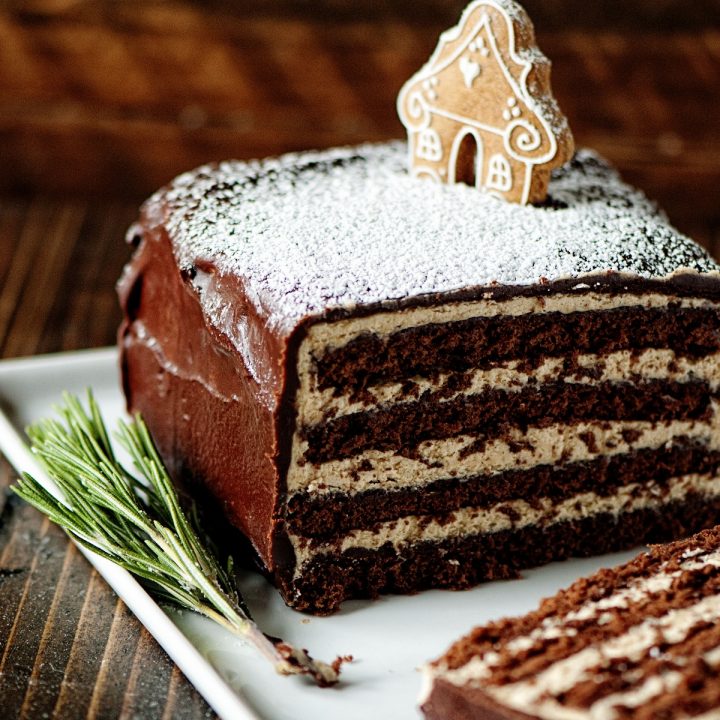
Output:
[0, 2, 719, 718]
[0, 463, 216, 720]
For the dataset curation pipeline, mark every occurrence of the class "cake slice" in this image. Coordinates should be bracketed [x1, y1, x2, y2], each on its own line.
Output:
[421, 525, 720, 719]
[118, 141, 720, 614]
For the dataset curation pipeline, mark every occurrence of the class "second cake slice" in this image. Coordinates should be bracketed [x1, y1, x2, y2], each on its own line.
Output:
[422, 525, 720, 719]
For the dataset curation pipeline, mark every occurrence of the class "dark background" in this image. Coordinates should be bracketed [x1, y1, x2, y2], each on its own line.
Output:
[0, 1, 720, 718]
[1, 0, 720, 359]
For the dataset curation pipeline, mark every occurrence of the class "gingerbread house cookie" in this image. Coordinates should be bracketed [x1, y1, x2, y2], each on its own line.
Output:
[397, 0, 574, 204]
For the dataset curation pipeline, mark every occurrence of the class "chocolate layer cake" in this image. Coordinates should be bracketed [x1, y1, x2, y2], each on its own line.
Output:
[421, 525, 720, 720]
[118, 141, 720, 614]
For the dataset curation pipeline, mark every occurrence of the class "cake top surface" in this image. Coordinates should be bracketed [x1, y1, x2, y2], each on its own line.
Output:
[151, 141, 719, 331]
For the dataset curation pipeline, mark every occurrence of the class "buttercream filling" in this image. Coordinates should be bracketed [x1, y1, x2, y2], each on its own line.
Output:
[286, 408, 720, 494]
[289, 472, 720, 573]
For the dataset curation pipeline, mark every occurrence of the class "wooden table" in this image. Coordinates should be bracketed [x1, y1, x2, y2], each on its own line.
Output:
[1, 2, 719, 718]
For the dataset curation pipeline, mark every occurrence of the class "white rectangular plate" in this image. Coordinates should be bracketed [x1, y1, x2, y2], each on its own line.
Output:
[0, 348, 641, 720]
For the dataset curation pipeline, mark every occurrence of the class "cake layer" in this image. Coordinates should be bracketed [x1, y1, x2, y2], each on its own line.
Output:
[286, 442, 720, 537]
[300, 379, 713, 463]
[288, 414, 720, 494]
[281, 492, 720, 614]
[298, 349, 720, 427]
[126, 306, 720, 501]
[312, 304, 720, 392]
[305, 289, 720, 357]
[440, 559, 720, 691]
[440, 557, 720, 668]
[288, 472, 720, 569]
[426, 664, 720, 720]
[422, 527, 720, 720]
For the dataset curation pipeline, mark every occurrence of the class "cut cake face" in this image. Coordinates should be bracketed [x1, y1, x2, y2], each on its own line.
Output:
[118, 142, 720, 613]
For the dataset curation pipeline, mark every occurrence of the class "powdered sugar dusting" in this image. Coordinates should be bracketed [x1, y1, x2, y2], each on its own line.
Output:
[151, 142, 718, 332]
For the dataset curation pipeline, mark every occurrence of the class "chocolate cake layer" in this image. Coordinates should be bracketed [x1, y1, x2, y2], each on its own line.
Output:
[286, 442, 720, 538]
[282, 492, 720, 614]
[315, 305, 720, 392]
[437, 528, 720, 671]
[422, 526, 720, 720]
[301, 379, 713, 463]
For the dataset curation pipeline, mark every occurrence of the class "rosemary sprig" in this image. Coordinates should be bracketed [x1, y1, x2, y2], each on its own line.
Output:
[12, 391, 341, 687]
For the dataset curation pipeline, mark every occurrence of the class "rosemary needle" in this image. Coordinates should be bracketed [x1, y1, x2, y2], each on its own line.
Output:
[12, 390, 341, 687]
